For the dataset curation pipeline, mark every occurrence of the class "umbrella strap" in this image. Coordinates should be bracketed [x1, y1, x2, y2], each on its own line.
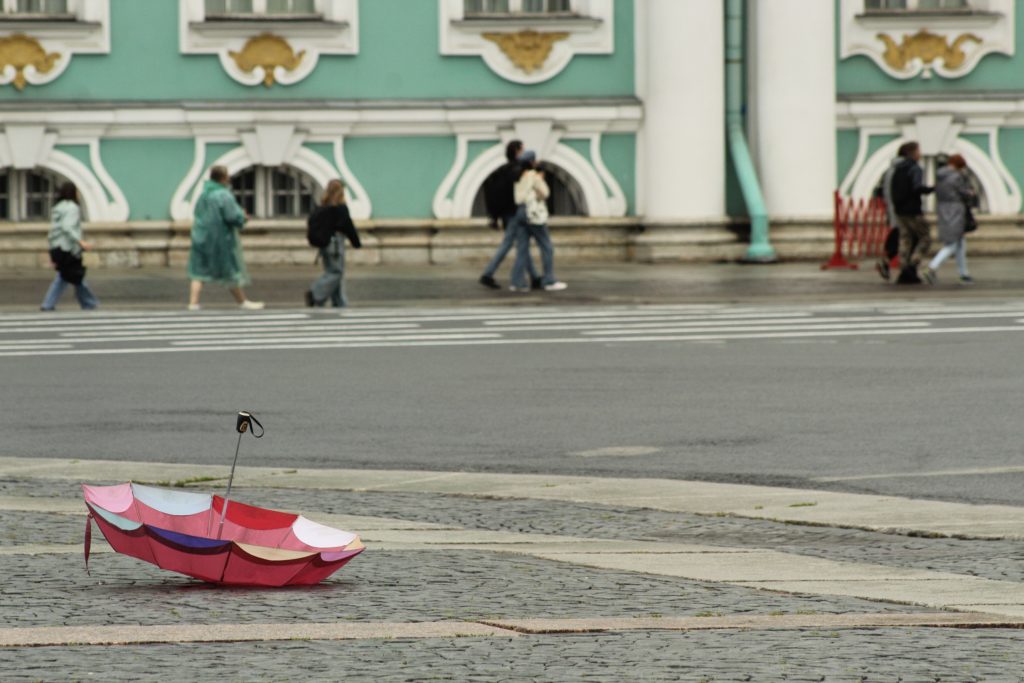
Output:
[84, 513, 93, 576]
[247, 414, 264, 438]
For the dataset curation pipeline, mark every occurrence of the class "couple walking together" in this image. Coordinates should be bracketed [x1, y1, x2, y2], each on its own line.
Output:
[881, 141, 977, 286]
[479, 140, 567, 293]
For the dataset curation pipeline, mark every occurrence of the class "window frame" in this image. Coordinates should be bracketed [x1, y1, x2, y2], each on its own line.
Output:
[203, 0, 321, 22]
[0, 167, 71, 222]
[231, 165, 319, 220]
[862, 0, 974, 15]
[462, 0, 578, 20]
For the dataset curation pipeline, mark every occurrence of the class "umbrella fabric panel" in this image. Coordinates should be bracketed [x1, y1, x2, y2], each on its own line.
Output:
[83, 483, 134, 515]
[292, 516, 358, 550]
[212, 496, 297, 530]
[132, 484, 212, 516]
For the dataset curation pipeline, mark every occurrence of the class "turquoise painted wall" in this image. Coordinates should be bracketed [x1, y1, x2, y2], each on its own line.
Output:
[836, 3, 1024, 94]
[101, 139, 194, 220]
[1, 0, 634, 102]
[836, 130, 858, 186]
[344, 136, 457, 218]
[601, 134, 635, 215]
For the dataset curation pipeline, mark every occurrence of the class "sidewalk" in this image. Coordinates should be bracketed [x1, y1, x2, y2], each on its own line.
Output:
[3, 456, 1024, 680]
[2, 257, 1024, 310]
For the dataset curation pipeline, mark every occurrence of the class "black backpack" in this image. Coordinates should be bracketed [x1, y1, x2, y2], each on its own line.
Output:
[306, 206, 334, 248]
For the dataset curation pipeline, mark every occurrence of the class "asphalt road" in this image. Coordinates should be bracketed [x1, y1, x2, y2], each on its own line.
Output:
[3, 301, 1024, 505]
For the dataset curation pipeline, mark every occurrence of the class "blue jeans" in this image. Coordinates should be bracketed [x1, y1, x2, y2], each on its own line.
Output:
[41, 274, 99, 310]
[511, 222, 555, 289]
[928, 237, 968, 277]
[311, 235, 347, 307]
[482, 208, 536, 280]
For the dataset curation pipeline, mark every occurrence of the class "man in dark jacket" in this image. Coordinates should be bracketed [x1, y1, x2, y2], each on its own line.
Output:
[479, 139, 538, 290]
[890, 141, 934, 284]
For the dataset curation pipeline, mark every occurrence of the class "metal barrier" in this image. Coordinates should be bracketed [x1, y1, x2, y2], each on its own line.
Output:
[821, 191, 894, 270]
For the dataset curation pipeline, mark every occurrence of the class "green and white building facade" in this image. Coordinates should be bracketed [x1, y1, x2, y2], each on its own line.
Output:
[1, 0, 1023, 268]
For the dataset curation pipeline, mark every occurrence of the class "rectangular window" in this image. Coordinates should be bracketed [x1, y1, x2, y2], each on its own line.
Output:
[2, 0, 70, 14]
[231, 168, 257, 217]
[864, 0, 969, 10]
[205, 0, 317, 17]
[464, 0, 574, 16]
[23, 170, 55, 220]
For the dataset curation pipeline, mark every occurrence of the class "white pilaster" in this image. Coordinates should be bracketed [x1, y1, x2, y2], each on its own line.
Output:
[639, 0, 725, 221]
[750, 0, 836, 218]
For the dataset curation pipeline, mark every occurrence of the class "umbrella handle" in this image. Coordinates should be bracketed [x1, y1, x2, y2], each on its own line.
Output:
[218, 411, 264, 539]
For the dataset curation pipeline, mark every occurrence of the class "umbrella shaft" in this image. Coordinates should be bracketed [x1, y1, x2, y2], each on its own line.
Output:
[217, 431, 244, 539]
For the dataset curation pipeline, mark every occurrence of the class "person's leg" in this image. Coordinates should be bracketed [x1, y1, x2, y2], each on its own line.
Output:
[189, 280, 203, 307]
[896, 217, 914, 270]
[73, 280, 99, 310]
[481, 219, 518, 279]
[956, 237, 970, 278]
[333, 241, 347, 307]
[311, 238, 342, 306]
[910, 216, 931, 267]
[228, 286, 246, 304]
[928, 242, 957, 271]
[509, 222, 533, 290]
[531, 224, 556, 285]
[41, 274, 67, 311]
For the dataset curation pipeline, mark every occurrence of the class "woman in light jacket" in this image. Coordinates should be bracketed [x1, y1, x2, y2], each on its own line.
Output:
[922, 154, 976, 284]
[509, 150, 567, 292]
[40, 182, 99, 311]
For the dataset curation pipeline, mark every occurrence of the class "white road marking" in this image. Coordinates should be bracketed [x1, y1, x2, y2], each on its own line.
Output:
[815, 465, 1024, 482]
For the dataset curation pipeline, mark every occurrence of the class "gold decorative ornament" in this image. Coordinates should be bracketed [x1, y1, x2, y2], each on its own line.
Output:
[228, 33, 306, 87]
[877, 30, 981, 73]
[482, 30, 569, 74]
[0, 34, 60, 91]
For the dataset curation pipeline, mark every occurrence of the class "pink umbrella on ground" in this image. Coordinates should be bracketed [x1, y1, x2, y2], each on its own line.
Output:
[82, 412, 364, 587]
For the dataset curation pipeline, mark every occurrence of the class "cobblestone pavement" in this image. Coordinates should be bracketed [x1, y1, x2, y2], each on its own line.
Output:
[3, 629, 1024, 682]
[5, 476, 1024, 680]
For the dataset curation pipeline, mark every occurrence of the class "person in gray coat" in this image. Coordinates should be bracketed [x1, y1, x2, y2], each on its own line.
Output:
[921, 154, 976, 284]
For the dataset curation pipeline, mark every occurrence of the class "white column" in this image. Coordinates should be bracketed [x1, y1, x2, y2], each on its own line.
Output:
[638, 0, 724, 221]
[749, 0, 836, 218]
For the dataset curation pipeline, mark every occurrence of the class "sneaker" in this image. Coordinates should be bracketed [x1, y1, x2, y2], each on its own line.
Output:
[187, 303, 201, 311]
[508, 285, 530, 293]
[960, 275, 975, 284]
[479, 275, 501, 290]
[531, 277, 543, 291]
[920, 267, 937, 285]
[304, 290, 315, 307]
[875, 258, 891, 281]
[239, 300, 265, 310]
[543, 281, 568, 292]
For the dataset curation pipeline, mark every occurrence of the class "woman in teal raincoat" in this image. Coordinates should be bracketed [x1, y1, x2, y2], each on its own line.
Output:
[187, 165, 264, 310]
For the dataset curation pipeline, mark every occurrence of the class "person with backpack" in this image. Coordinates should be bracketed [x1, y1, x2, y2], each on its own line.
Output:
[921, 154, 977, 285]
[509, 150, 567, 292]
[890, 141, 935, 285]
[305, 179, 361, 307]
[40, 181, 99, 311]
[478, 139, 538, 290]
[187, 165, 263, 310]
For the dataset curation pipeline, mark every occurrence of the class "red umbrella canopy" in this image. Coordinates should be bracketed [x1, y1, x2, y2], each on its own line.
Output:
[83, 483, 364, 587]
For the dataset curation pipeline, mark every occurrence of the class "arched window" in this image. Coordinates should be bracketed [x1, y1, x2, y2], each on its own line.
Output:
[471, 162, 588, 218]
[0, 167, 74, 221]
[230, 165, 320, 219]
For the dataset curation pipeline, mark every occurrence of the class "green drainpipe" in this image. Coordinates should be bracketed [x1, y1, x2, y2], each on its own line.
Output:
[725, 0, 776, 262]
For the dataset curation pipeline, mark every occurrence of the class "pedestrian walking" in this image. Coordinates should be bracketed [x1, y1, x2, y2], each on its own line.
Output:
[874, 155, 902, 281]
[890, 141, 934, 285]
[305, 179, 362, 307]
[40, 182, 99, 311]
[921, 154, 976, 285]
[186, 166, 263, 310]
[509, 150, 567, 292]
[478, 139, 538, 291]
